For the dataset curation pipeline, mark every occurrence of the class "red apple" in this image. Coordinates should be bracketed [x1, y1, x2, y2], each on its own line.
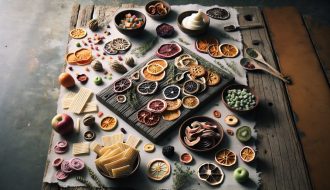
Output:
[51, 113, 74, 135]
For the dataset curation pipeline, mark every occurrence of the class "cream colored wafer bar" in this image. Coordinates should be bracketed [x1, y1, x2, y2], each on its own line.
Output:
[81, 102, 98, 113]
[73, 142, 90, 156]
[90, 141, 102, 156]
[104, 157, 131, 175]
[69, 87, 93, 114]
[112, 165, 131, 178]
[102, 135, 112, 147]
[111, 133, 124, 145]
[125, 135, 141, 148]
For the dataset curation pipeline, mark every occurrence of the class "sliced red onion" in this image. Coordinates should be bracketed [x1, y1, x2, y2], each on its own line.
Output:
[55, 170, 68, 181]
[57, 140, 68, 148]
[52, 158, 64, 168]
[61, 160, 73, 173]
[54, 145, 67, 154]
[69, 158, 85, 171]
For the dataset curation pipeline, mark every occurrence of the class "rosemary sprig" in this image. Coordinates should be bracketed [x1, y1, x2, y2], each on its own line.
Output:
[214, 60, 234, 76]
[87, 166, 106, 190]
[178, 37, 190, 45]
[165, 61, 177, 85]
[172, 162, 195, 190]
[76, 176, 97, 190]
[126, 84, 140, 109]
[225, 59, 243, 77]
[131, 37, 158, 58]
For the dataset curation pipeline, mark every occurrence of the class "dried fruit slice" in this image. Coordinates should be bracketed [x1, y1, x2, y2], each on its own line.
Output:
[162, 110, 181, 121]
[111, 38, 131, 52]
[137, 81, 158, 95]
[146, 64, 164, 75]
[104, 41, 118, 55]
[144, 113, 161, 126]
[219, 43, 239, 58]
[215, 149, 237, 167]
[66, 53, 77, 65]
[189, 65, 206, 78]
[206, 8, 230, 20]
[163, 85, 181, 100]
[147, 159, 171, 181]
[137, 110, 151, 124]
[75, 48, 92, 65]
[113, 78, 132, 93]
[144, 143, 155, 153]
[195, 37, 219, 53]
[180, 57, 198, 68]
[208, 44, 222, 58]
[141, 66, 166, 82]
[166, 99, 182, 111]
[147, 99, 167, 113]
[156, 43, 182, 59]
[183, 80, 200, 95]
[182, 95, 199, 109]
[236, 126, 252, 142]
[100, 116, 117, 131]
[240, 146, 255, 163]
[146, 59, 168, 69]
[70, 28, 87, 39]
[197, 163, 224, 186]
[206, 71, 221, 86]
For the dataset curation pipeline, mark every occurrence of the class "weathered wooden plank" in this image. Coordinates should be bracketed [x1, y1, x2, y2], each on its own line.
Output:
[236, 7, 312, 190]
[303, 15, 330, 86]
[76, 4, 94, 27]
[264, 7, 330, 190]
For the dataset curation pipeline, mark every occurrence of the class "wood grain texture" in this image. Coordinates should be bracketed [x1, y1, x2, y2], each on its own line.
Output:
[303, 15, 330, 86]
[236, 7, 312, 190]
[264, 7, 330, 190]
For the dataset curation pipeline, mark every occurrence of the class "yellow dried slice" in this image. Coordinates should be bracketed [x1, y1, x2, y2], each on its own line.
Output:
[182, 95, 199, 109]
[206, 71, 221, 86]
[240, 146, 255, 163]
[66, 53, 77, 65]
[166, 99, 182, 111]
[208, 44, 222, 58]
[144, 143, 155, 153]
[146, 64, 164, 75]
[215, 149, 237, 167]
[189, 65, 206, 78]
[100, 116, 117, 131]
[70, 28, 87, 39]
[162, 110, 181, 121]
[219, 43, 239, 58]
[141, 66, 165, 82]
[147, 159, 171, 181]
[146, 59, 168, 69]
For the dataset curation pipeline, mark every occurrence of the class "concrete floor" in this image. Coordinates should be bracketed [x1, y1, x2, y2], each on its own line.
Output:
[0, 0, 329, 189]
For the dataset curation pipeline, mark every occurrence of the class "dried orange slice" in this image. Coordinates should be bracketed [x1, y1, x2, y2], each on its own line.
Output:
[208, 44, 222, 58]
[182, 95, 199, 109]
[100, 116, 117, 131]
[219, 43, 239, 58]
[180, 57, 198, 68]
[240, 146, 255, 163]
[147, 159, 171, 181]
[66, 53, 77, 65]
[166, 99, 182, 111]
[189, 65, 206, 78]
[206, 71, 221, 86]
[215, 149, 237, 167]
[196, 37, 219, 53]
[70, 28, 87, 39]
[75, 48, 92, 65]
[147, 59, 168, 69]
[147, 64, 164, 75]
[162, 110, 181, 121]
[141, 66, 165, 82]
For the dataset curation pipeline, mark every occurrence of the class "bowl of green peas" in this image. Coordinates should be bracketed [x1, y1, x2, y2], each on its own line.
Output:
[222, 84, 259, 114]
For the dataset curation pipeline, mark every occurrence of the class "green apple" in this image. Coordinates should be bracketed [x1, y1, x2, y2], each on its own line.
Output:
[234, 167, 249, 183]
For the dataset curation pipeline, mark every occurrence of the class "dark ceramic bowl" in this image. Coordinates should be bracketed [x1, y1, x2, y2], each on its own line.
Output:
[96, 153, 140, 179]
[179, 116, 224, 152]
[145, 0, 171, 20]
[222, 84, 259, 114]
[114, 10, 146, 36]
[177, 11, 210, 36]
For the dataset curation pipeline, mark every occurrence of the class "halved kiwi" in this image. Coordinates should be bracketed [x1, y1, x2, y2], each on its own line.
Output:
[236, 126, 252, 142]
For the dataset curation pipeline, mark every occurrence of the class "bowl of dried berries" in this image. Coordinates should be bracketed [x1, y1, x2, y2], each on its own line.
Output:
[145, 0, 171, 20]
[114, 10, 146, 36]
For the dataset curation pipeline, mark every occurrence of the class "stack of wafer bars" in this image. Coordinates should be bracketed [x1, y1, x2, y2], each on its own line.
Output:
[91, 134, 140, 178]
[62, 87, 98, 114]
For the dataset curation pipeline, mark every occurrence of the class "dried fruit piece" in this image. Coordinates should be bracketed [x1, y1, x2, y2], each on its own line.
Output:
[147, 159, 171, 181]
[182, 95, 200, 109]
[208, 44, 222, 58]
[189, 65, 206, 78]
[215, 149, 237, 167]
[100, 116, 117, 131]
[144, 112, 161, 126]
[104, 41, 118, 55]
[213, 110, 221, 118]
[240, 146, 255, 163]
[219, 43, 239, 58]
[163, 85, 181, 100]
[147, 99, 167, 113]
[113, 78, 132, 93]
[146, 59, 168, 69]
[137, 109, 151, 124]
[156, 23, 175, 38]
[180, 153, 193, 164]
[227, 129, 234, 136]
[197, 163, 224, 186]
[116, 95, 127, 103]
[162, 109, 181, 121]
[146, 64, 164, 75]
[166, 99, 182, 111]
[70, 28, 87, 39]
[111, 38, 131, 52]
[137, 81, 158, 95]
[195, 37, 219, 53]
[206, 71, 221, 86]
[180, 57, 198, 68]
[236, 126, 252, 142]
[206, 8, 230, 20]
[183, 80, 200, 95]
[141, 66, 166, 81]
[156, 43, 182, 59]
[224, 115, 239, 126]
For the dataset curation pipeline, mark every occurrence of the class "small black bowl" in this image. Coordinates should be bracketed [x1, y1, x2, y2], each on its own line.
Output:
[114, 10, 146, 36]
[177, 11, 210, 36]
[145, 0, 171, 20]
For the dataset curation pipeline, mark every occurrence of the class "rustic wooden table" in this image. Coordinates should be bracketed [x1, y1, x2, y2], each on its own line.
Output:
[43, 3, 330, 190]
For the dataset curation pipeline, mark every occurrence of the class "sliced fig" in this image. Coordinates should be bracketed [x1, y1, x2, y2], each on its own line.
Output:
[156, 43, 182, 59]
[191, 121, 202, 128]
[184, 136, 200, 147]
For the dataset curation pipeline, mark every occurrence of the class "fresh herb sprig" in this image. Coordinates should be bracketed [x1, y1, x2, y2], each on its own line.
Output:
[87, 166, 106, 190]
[225, 59, 243, 77]
[76, 176, 97, 190]
[172, 162, 195, 190]
[126, 84, 140, 109]
[131, 37, 158, 58]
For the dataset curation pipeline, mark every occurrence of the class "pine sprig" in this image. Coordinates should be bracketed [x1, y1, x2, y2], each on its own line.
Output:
[131, 37, 158, 58]
[76, 176, 97, 190]
[126, 84, 140, 109]
[172, 162, 195, 190]
[87, 166, 106, 190]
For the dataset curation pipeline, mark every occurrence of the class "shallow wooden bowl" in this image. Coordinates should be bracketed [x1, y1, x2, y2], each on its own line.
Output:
[114, 10, 146, 36]
[145, 0, 171, 20]
[177, 11, 210, 36]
